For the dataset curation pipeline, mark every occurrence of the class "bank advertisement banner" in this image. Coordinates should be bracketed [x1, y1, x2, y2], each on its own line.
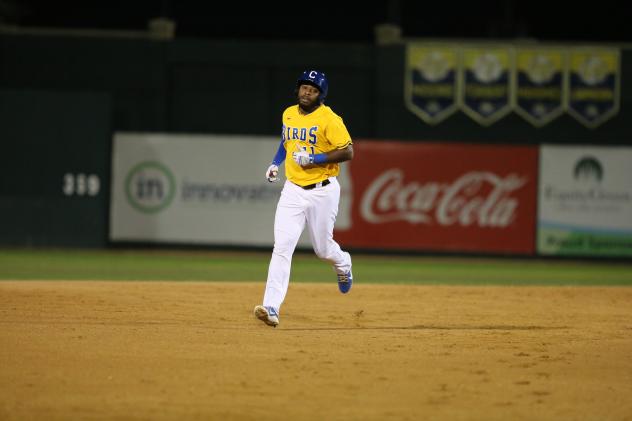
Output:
[538, 145, 632, 256]
[567, 48, 620, 128]
[110, 133, 287, 246]
[405, 44, 459, 125]
[460, 46, 513, 126]
[335, 142, 537, 254]
[514, 48, 565, 127]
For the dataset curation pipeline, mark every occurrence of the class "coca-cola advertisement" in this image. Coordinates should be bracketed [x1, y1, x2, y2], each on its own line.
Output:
[334, 141, 538, 254]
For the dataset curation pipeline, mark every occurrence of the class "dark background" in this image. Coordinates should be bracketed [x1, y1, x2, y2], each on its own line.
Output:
[1, 0, 630, 43]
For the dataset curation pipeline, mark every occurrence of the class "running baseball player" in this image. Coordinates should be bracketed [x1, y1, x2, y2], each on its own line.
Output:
[254, 70, 354, 327]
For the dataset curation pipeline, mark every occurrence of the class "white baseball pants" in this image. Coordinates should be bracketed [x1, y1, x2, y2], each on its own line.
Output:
[262, 177, 352, 311]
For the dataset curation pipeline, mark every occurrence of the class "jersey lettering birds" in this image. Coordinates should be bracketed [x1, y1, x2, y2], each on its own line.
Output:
[281, 104, 352, 187]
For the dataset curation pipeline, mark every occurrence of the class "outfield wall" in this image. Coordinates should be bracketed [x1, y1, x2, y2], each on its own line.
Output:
[0, 90, 111, 247]
[109, 133, 632, 257]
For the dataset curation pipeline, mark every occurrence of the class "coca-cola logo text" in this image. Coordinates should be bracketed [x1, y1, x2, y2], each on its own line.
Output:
[360, 169, 527, 228]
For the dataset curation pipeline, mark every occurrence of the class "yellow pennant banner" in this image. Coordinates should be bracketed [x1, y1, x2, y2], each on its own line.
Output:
[567, 48, 620, 128]
[514, 48, 565, 127]
[405, 44, 459, 125]
[460, 46, 513, 126]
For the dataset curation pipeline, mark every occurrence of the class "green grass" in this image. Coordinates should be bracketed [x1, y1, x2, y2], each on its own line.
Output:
[1, 248, 632, 286]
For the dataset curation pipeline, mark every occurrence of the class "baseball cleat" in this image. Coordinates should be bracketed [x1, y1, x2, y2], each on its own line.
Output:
[254, 305, 279, 327]
[337, 270, 353, 294]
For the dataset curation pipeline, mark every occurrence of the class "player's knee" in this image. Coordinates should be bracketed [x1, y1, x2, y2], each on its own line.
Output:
[314, 245, 336, 263]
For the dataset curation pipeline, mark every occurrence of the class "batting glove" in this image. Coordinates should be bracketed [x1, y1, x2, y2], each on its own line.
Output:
[292, 151, 313, 167]
[266, 164, 279, 182]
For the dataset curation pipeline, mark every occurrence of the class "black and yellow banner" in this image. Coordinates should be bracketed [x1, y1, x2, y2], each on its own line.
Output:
[405, 44, 459, 125]
[514, 49, 565, 127]
[460, 47, 513, 126]
[567, 48, 620, 128]
[403, 43, 620, 129]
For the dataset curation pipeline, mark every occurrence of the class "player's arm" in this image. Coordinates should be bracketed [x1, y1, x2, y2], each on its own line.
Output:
[310, 144, 353, 165]
[265, 139, 286, 182]
[311, 116, 353, 164]
[292, 144, 353, 167]
[314, 144, 354, 164]
[271, 138, 286, 165]
[292, 117, 353, 167]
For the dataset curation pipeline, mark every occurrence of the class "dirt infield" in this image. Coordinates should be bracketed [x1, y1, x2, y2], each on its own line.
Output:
[1, 281, 631, 420]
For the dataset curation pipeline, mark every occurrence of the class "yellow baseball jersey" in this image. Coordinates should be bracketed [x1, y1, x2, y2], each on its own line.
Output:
[282, 104, 352, 186]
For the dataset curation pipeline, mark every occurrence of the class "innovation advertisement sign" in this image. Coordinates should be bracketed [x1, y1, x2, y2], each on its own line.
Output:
[110, 133, 286, 246]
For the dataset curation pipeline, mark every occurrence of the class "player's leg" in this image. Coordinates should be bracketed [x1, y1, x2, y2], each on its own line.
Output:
[305, 177, 352, 275]
[262, 182, 307, 311]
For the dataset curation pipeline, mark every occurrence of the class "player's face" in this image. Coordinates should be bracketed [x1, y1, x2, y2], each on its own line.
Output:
[297, 84, 320, 109]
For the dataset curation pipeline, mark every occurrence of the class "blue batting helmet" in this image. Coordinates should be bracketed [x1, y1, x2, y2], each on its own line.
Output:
[296, 70, 328, 103]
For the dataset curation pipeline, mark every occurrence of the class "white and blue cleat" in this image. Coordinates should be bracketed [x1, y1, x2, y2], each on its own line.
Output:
[254, 305, 279, 327]
[337, 270, 353, 294]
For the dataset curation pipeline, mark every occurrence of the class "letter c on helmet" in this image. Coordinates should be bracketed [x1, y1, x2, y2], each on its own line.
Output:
[296, 70, 329, 103]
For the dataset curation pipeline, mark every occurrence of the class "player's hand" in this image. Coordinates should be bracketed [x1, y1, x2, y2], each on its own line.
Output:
[266, 164, 279, 182]
[292, 151, 313, 167]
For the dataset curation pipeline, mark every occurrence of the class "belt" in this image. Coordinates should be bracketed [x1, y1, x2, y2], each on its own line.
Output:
[299, 179, 330, 190]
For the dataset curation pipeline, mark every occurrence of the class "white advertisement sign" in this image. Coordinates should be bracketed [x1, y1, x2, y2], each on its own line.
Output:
[110, 133, 303, 246]
[538, 145, 632, 256]
[110, 133, 351, 247]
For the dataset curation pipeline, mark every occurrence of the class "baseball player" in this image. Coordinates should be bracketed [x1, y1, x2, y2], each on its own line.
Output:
[254, 70, 354, 327]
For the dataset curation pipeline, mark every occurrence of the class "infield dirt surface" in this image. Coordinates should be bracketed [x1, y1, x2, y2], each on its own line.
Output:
[1, 281, 631, 420]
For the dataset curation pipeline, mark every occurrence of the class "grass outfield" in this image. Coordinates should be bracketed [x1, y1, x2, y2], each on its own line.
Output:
[1, 248, 631, 285]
